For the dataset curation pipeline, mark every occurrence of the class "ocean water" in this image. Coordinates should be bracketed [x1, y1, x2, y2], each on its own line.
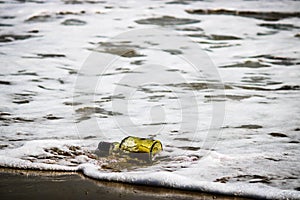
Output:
[0, 0, 300, 199]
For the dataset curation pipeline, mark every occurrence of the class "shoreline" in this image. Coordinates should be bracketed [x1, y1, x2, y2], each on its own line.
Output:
[0, 167, 252, 200]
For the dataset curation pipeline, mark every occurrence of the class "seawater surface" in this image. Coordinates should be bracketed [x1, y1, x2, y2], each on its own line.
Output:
[0, 0, 300, 199]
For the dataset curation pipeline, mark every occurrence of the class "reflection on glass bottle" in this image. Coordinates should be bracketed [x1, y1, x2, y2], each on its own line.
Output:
[95, 136, 163, 163]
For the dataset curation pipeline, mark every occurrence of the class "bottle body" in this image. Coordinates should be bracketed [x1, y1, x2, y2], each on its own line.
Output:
[119, 136, 163, 155]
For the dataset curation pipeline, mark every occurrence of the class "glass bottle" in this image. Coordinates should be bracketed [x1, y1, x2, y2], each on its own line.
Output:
[96, 136, 163, 162]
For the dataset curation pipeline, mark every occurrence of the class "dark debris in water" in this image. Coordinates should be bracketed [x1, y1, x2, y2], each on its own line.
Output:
[253, 55, 297, 61]
[76, 106, 122, 116]
[58, 66, 78, 75]
[166, 82, 207, 90]
[26, 14, 54, 23]
[214, 177, 230, 183]
[166, 82, 232, 90]
[90, 41, 144, 58]
[289, 141, 299, 144]
[176, 26, 203, 32]
[57, 10, 86, 15]
[215, 175, 272, 184]
[265, 157, 282, 162]
[75, 106, 122, 122]
[269, 132, 288, 138]
[63, 101, 82, 106]
[178, 146, 201, 151]
[16, 132, 33, 136]
[62, 0, 103, 4]
[210, 43, 241, 49]
[187, 33, 241, 40]
[83, 135, 97, 139]
[186, 9, 300, 21]
[220, 61, 270, 68]
[147, 94, 166, 101]
[43, 114, 63, 120]
[142, 122, 170, 126]
[209, 34, 241, 40]
[130, 60, 144, 65]
[0, 16, 15, 19]
[0, 144, 9, 149]
[12, 99, 30, 104]
[96, 94, 125, 103]
[11, 70, 38, 76]
[235, 84, 300, 91]
[259, 23, 300, 31]
[0, 112, 11, 116]
[166, 0, 193, 5]
[173, 137, 193, 142]
[100, 69, 141, 76]
[0, 80, 11, 85]
[61, 19, 87, 26]
[235, 124, 263, 129]
[36, 53, 66, 58]
[38, 85, 55, 90]
[15, 0, 44, 3]
[12, 117, 34, 122]
[163, 49, 183, 55]
[251, 54, 299, 66]
[28, 30, 39, 33]
[0, 23, 13, 27]
[257, 31, 278, 36]
[237, 175, 272, 184]
[275, 85, 300, 91]
[44, 146, 84, 157]
[0, 115, 35, 124]
[186, 33, 207, 38]
[241, 75, 278, 86]
[135, 16, 200, 26]
[0, 34, 33, 43]
[205, 94, 252, 101]
[25, 10, 87, 23]
[137, 86, 173, 94]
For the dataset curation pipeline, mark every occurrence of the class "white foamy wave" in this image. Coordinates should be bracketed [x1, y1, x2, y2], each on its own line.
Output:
[0, 140, 299, 200]
[0, 156, 77, 171]
[0, 140, 95, 171]
[79, 164, 300, 200]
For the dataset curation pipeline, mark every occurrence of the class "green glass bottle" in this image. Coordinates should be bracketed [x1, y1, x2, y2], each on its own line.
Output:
[96, 136, 163, 162]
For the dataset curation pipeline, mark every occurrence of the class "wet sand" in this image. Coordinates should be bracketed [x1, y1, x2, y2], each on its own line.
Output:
[0, 168, 251, 200]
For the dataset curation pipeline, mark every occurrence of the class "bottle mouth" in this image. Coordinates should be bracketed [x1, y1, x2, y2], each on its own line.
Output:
[95, 141, 112, 157]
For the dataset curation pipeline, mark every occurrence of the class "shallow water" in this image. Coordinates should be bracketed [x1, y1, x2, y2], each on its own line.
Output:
[0, 0, 300, 199]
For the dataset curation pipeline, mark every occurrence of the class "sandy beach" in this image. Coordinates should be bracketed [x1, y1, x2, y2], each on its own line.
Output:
[0, 168, 252, 200]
